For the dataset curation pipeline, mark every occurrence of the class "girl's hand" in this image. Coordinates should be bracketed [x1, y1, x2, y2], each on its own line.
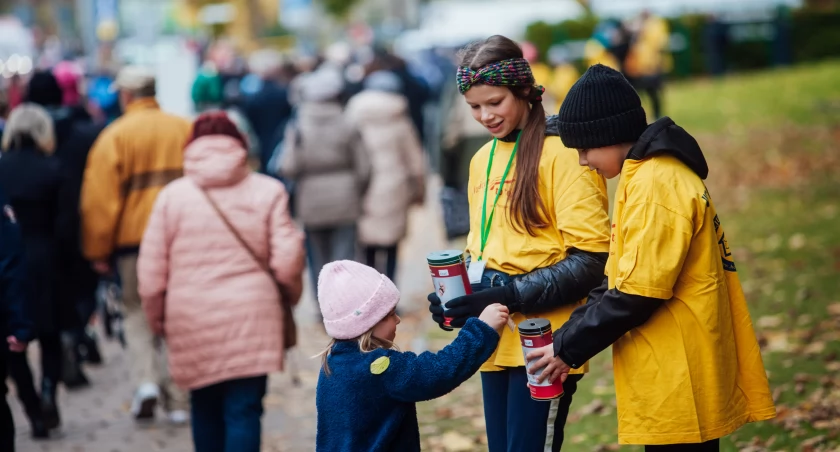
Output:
[526, 344, 570, 384]
[478, 303, 510, 332]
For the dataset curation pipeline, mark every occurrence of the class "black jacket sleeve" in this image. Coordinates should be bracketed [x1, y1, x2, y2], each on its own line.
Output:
[0, 196, 34, 342]
[509, 248, 608, 314]
[552, 280, 665, 369]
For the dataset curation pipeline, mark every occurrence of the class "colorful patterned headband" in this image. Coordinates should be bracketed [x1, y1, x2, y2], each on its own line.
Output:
[456, 57, 545, 100]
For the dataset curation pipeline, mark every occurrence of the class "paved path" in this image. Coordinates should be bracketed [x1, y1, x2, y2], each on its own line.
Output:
[11, 178, 449, 452]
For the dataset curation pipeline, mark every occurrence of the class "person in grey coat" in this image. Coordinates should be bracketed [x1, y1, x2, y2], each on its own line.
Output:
[280, 68, 370, 315]
[345, 71, 426, 282]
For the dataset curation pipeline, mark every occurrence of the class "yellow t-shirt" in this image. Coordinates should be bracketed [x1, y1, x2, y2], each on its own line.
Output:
[465, 136, 611, 372]
[609, 154, 776, 445]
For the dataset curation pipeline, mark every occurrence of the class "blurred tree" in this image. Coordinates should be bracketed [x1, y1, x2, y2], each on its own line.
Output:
[574, 0, 593, 15]
[320, 0, 362, 19]
[804, 0, 840, 9]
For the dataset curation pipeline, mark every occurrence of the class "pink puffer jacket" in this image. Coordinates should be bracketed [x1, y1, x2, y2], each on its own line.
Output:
[138, 135, 305, 390]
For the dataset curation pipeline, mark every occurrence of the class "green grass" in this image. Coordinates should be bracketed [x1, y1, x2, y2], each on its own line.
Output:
[418, 60, 840, 451]
[662, 60, 840, 132]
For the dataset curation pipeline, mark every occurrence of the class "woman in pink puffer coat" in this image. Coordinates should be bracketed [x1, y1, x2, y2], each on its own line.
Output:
[137, 111, 305, 452]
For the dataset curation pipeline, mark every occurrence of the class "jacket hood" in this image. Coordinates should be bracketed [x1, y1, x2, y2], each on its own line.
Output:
[545, 114, 561, 137]
[626, 117, 709, 179]
[184, 136, 249, 187]
[346, 91, 408, 124]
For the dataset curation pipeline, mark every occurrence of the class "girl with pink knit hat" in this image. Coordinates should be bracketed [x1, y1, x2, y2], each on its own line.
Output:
[315, 260, 508, 451]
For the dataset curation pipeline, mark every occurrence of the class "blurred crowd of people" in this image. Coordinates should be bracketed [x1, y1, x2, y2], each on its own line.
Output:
[0, 13, 677, 448]
[0, 62, 110, 442]
[0, 36, 458, 450]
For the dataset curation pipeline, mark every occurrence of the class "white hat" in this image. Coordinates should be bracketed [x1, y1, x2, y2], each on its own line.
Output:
[114, 66, 156, 92]
[1, 103, 55, 154]
[298, 67, 345, 103]
[248, 49, 284, 78]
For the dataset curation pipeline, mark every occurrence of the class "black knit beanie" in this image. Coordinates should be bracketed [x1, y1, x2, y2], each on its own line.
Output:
[557, 64, 648, 149]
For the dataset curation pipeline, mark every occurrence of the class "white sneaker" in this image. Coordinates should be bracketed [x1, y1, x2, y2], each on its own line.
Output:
[167, 410, 189, 426]
[131, 383, 159, 420]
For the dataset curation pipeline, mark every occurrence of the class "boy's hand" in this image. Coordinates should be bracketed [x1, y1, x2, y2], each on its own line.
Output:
[526, 344, 570, 384]
[7, 335, 27, 353]
[478, 303, 510, 332]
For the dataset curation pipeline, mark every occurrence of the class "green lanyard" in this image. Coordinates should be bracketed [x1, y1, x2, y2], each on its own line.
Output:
[478, 133, 521, 261]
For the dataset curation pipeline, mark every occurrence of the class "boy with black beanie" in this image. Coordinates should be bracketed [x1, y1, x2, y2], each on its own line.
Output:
[528, 64, 776, 451]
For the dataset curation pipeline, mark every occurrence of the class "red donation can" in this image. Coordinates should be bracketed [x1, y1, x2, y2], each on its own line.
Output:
[427, 250, 472, 328]
[519, 318, 564, 400]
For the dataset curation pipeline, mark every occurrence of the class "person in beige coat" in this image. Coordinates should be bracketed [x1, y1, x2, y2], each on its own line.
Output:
[345, 71, 426, 282]
[279, 68, 370, 314]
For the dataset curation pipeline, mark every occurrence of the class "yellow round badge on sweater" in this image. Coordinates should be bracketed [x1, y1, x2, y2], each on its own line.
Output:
[370, 356, 390, 375]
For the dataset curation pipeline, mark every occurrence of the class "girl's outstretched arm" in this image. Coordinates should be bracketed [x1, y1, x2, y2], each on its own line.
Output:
[378, 318, 499, 403]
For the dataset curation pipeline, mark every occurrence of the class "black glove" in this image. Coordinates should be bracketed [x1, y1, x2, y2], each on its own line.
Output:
[427, 293, 453, 331]
[444, 285, 516, 328]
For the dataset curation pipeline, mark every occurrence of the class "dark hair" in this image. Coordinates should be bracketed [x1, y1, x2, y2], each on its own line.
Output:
[458, 35, 548, 236]
[187, 111, 247, 149]
[25, 71, 63, 107]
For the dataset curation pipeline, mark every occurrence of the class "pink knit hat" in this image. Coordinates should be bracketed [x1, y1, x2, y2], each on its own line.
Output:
[317, 261, 400, 340]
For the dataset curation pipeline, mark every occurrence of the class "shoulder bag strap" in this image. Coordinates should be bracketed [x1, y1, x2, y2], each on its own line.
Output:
[196, 184, 272, 277]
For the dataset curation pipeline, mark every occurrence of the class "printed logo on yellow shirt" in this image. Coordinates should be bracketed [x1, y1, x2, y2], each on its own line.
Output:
[705, 188, 736, 272]
[473, 177, 516, 199]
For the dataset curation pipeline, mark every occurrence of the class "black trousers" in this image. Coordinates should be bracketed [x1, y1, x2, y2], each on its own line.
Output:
[482, 368, 582, 452]
[646, 439, 720, 451]
[7, 333, 62, 410]
[364, 245, 398, 282]
[1, 350, 16, 451]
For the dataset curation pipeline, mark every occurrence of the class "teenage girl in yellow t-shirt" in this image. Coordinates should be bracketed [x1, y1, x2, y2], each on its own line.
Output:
[427, 35, 611, 452]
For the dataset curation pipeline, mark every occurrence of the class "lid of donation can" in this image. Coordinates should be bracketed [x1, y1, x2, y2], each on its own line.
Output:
[518, 318, 552, 336]
[426, 250, 465, 266]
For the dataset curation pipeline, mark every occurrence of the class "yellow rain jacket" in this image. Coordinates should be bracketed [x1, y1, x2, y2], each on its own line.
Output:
[625, 15, 672, 78]
[466, 135, 611, 372]
[81, 98, 191, 261]
[554, 118, 775, 445]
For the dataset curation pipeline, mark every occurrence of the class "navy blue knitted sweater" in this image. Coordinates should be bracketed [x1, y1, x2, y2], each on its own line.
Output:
[315, 318, 499, 451]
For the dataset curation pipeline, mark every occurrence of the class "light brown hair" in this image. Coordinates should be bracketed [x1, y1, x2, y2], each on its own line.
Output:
[316, 331, 398, 377]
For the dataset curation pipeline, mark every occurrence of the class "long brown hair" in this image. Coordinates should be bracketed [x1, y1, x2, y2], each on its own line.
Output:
[458, 35, 548, 236]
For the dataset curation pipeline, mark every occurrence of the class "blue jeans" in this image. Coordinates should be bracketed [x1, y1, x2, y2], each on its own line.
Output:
[190, 375, 268, 452]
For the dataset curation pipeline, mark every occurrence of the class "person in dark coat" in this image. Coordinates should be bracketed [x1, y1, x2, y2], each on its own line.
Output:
[26, 71, 103, 378]
[0, 184, 37, 450]
[242, 51, 294, 174]
[0, 103, 71, 434]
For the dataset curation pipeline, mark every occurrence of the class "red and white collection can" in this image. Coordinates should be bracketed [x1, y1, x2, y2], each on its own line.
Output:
[519, 318, 564, 400]
[427, 250, 472, 328]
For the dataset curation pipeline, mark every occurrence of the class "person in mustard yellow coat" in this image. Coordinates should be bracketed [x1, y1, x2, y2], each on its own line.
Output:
[80, 66, 192, 424]
[530, 64, 776, 451]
